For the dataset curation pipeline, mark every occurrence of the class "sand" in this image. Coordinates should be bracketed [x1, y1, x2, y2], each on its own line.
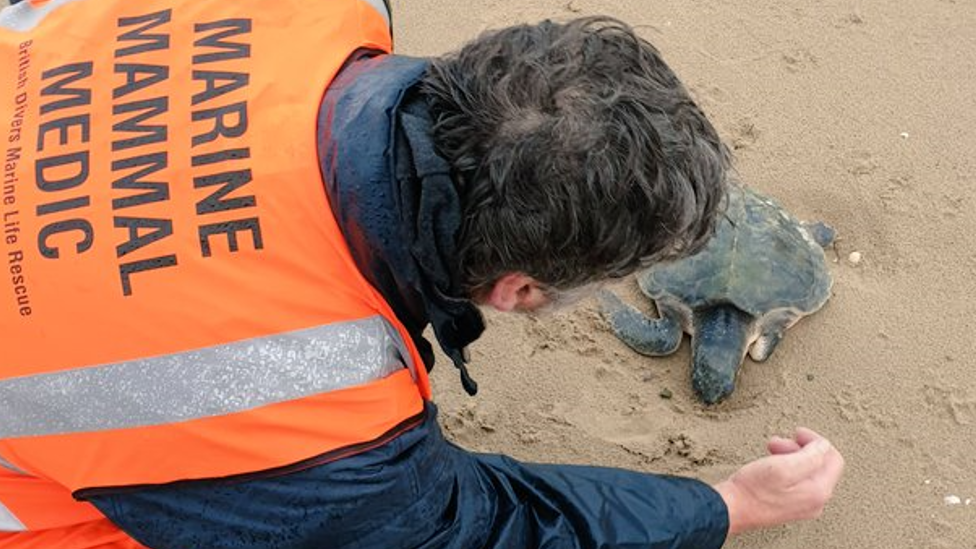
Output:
[3, 0, 972, 546]
[393, 1, 976, 548]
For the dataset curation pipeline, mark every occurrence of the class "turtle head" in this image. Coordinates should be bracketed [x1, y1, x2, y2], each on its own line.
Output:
[691, 357, 743, 404]
[690, 306, 756, 404]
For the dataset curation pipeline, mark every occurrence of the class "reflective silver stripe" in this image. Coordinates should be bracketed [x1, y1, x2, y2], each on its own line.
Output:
[0, 501, 26, 532]
[360, 0, 391, 27]
[0, 0, 89, 32]
[0, 455, 29, 476]
[0, 316, 414, 438]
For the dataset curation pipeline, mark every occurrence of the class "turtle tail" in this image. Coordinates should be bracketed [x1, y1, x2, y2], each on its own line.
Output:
[690, 306, 755, 404]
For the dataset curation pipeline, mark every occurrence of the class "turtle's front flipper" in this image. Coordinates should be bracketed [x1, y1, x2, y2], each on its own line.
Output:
[599, 290, 683, 356]
[690, 306, 756, 404]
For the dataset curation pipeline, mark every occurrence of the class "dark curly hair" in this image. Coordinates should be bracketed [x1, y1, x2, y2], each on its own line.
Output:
[422, 16, 731, 295]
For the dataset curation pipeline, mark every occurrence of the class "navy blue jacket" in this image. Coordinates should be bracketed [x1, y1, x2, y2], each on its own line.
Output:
[87, 54, 730, 549]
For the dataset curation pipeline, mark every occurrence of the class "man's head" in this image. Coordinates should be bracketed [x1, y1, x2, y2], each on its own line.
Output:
[422, 16, 730, 311]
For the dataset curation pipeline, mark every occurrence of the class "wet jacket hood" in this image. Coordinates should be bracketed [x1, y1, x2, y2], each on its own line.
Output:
[318, 53, 485, 395]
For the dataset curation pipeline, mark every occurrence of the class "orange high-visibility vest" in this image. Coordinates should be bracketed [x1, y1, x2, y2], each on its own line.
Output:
[0, 0, 430, 544]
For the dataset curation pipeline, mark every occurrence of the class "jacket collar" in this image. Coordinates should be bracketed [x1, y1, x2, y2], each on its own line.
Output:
[318, 53, 485, 395]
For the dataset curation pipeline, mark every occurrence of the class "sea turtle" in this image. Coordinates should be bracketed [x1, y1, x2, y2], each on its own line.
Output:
[600, 184, 835, 404]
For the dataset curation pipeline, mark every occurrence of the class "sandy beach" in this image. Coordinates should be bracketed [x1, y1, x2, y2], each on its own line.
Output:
[393, 1, 976, 547]
[3, 0, 973, 546]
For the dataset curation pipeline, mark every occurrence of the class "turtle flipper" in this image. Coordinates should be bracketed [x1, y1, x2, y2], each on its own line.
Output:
[599, 290, 682, 356]
[690, 306, 755, 404]
[801, 220, 836, 248]
[749, 310, 797, 362]
[748, 331, 782, 362]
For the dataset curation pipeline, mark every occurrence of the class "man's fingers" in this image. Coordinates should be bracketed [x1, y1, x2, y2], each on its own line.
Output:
[810, 446, 846, 495]
[767, 436, 802, 455]
[772, 437, 833, 481]
[794, 427, 824, 448]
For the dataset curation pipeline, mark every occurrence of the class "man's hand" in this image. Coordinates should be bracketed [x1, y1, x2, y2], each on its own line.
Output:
[712, 427, 845, 535]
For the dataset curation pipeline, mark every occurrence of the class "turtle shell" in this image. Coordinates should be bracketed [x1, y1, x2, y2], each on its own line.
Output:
[638, 185, 833, 317]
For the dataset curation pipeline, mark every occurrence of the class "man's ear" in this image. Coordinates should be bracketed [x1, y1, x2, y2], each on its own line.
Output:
[485, 272, 540, 312]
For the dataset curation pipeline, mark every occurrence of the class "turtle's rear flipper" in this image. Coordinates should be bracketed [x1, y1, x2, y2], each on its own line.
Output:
[801, 221, 836, 248]
[748, 331, 782, 362]
[749, 310, 798, 362]
[599, 290, 682, 356]
[691, 306, 755, 404]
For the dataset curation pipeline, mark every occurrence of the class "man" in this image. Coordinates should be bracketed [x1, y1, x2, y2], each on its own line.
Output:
[0, 0, 843, 547]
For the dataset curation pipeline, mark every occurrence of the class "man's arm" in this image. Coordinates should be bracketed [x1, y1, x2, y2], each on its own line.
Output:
[87, 407, 840, 549]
